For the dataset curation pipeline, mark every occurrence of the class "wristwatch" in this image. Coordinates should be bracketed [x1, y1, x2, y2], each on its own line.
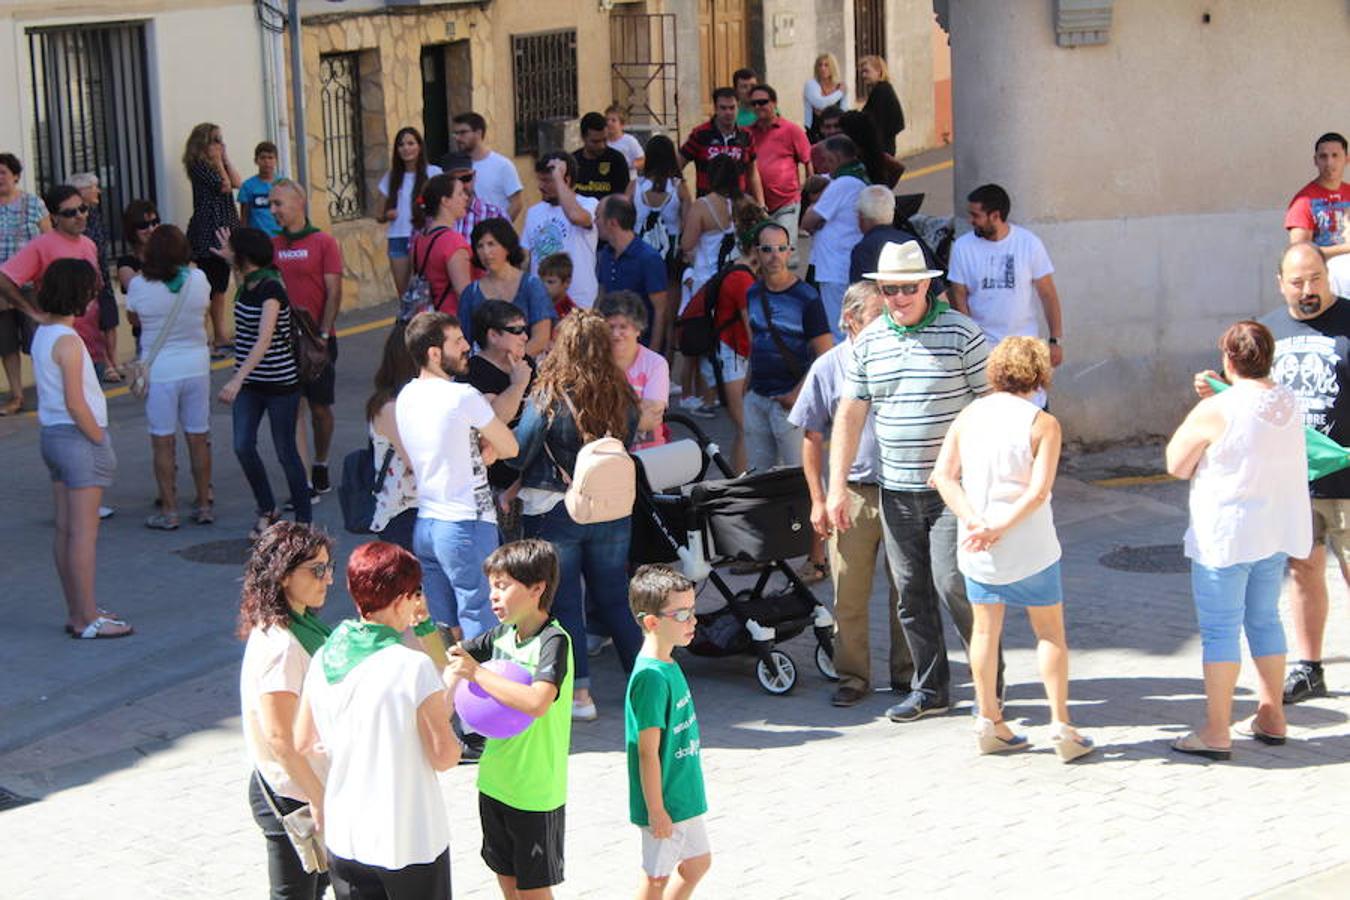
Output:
[1048, 337, 1061, 346]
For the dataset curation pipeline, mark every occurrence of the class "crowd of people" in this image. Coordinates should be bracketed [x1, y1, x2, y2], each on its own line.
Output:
[1, 57, 1346, 897]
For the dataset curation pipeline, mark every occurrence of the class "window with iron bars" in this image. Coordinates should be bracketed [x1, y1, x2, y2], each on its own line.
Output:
[319, 52, 365, 222]
[512, 29, 578, 156]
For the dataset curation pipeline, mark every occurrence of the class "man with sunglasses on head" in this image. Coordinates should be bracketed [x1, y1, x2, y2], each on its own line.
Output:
[748, 84, 813, 270]
[827, 241, 1001, 725]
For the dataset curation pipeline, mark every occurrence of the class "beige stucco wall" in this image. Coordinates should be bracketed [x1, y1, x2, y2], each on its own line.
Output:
[951, 0, 1350, 441]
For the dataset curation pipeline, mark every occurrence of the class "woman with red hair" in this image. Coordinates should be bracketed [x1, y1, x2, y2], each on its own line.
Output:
[295, 540, 460, 896]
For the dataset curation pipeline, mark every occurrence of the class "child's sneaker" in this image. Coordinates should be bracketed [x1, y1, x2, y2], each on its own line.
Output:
[572, 698, 598, 721]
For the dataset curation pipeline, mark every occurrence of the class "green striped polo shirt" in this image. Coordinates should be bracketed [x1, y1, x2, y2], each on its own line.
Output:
[847, 307, 990, 491]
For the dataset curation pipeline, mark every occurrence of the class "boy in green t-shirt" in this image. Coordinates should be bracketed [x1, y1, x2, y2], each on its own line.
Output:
[624, 565, 711, 899]
[447, 539, 573, 898]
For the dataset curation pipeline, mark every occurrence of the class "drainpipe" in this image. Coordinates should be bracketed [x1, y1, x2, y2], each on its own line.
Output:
[288, 0, 308, 189]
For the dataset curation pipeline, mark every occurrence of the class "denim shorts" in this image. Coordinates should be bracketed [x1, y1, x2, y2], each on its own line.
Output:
[387, 236, 411, 259]
[698, 341, 747, 387]
[965, 560, 1063, 607]
[40, 424, 116, 488]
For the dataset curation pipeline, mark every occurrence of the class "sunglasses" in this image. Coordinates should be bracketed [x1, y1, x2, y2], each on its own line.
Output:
[454, 173, 475, 184]
[758, 243, 790, 254]
[497, 324, 528, 335]
[879, 282, 923, 296]
[302, 560, 338, 579]
[650, 607, 696, 623]
[750, 98, 772, 106]
[56, 205, 90, 219]
[136, 218, 161, 230]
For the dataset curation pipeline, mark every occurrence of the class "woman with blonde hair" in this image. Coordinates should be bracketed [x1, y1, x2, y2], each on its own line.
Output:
[183, 122, 241, 356]
[511, 310, 642, 720]
[803, 53, 847, 140]
[930, 336, 1093, 761]
[858, 55, 905, 156]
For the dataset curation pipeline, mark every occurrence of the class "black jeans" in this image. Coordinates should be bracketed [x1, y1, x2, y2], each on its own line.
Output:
[329, 848, 452, 899]
[248, 771, 328, 900]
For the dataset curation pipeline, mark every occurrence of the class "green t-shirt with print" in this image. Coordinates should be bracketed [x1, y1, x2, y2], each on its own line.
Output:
[625, 654, 707, 826]
[464, 619, 574, 812]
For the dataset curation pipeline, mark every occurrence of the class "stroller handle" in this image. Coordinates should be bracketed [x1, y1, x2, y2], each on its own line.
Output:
[662, 411, 738, 479]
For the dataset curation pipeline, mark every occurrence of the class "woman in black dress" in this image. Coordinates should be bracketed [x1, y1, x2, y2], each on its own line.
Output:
[183, 122, 241, 357]
[859, 55, 905, 157]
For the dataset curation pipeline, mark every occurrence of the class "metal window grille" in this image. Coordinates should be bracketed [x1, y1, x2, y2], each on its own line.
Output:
[27, 22, 156, 257]
[319, 52, 365, 222]
[512, 30, 578, 156]
[610, 14, 679, 135]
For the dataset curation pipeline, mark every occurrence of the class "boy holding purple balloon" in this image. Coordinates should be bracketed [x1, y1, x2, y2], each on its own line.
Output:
[625, 565, 712, 899]
[447, 539, 573, 898]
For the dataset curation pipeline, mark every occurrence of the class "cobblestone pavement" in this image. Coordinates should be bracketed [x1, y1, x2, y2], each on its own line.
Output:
[2, 301, 1348, 899]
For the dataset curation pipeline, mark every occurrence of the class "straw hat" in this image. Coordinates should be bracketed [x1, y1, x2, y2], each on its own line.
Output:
[863, 240, 944, 282]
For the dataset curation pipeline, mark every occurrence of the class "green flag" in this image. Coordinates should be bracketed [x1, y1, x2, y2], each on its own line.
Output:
[1205, 375, 1350, 481]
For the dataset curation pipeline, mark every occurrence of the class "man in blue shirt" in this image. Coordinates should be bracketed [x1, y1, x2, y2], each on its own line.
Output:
[237, 142, 281, 235]
[596, 195, 669, 350]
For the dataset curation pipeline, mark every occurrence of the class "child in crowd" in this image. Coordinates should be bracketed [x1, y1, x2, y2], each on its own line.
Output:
[606, 103, 646, 179]
[447, 539, 573, 899]
[237, 142, 281, 236]
[539, 252, 577, 319]
[625, 565, 711, 900]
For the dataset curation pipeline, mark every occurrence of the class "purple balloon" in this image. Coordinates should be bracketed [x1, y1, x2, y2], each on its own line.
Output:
[455, 658, 534, 739]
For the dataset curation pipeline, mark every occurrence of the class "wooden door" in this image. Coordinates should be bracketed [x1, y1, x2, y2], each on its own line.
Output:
[698, 0, 749, 117]
[855, 0, 887, 98]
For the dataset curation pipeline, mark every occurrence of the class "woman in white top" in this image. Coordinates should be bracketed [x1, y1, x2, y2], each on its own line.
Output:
[238, 522, 334, 899]
[32, 259, 132, 640]
[627, 135, 689, 280]
[377, 127, 442, 298]
[931, 337, 1092, 761]
[125, 225, 213, 529]
[680, 156, 742, 294]
[296, 541, 460, 896]
[366, 327, 420, 550]
[803, 52, 847, 138]
[605, 103, 646, 179]
[1166, 320, 1312, 761]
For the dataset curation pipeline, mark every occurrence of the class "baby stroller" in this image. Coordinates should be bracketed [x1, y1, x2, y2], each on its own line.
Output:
[630, 413, 837, 695]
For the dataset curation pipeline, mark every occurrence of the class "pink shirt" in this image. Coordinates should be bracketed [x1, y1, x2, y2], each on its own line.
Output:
[750, 117, 813, 213]
[272, 231, 343, 325]
[411, 226, 471, 316]
[1, 231, 105, 362]
[626, 344, 670, 448]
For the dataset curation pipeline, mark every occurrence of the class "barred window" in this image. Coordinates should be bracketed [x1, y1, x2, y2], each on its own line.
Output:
[319, 52, 365, 222]
[512, 29, 578, 156]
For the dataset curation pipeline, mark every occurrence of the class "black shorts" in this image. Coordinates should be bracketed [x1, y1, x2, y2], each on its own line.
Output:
[195, 254, 232, 294]
[97, 288, 120, 331]
[0, 309, 21, 356]
[301, 335, 337, 406]
[479, 793, 565, 890]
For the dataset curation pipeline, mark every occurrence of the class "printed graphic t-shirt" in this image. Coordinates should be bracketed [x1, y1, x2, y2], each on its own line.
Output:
[625, 655, 707, 826]
[946, 224, 1054, 347]
[1261, 298, 1350, 499]
[522, 196, 600, 307]
[272, 230, 343, 324]
[1285, 180, 1350, 247]
[572, 146, 631, 200]
[238, 175, 280, 235]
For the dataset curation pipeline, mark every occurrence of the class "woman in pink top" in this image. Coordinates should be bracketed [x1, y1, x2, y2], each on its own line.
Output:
[408, 174, 472, 317]
[598, 290, 668, 447]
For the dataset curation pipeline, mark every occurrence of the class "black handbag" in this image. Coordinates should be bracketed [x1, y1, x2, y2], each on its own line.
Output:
[690, 466, 814, 563]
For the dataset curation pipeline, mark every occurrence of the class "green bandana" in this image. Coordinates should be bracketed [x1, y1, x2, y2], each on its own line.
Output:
[885, 300, 949, 337]
[832, 160, 871, 184]
[280, 223, 320, 243]
[321, 619, 402, 684]
[287, 607, 332, 657]
[243, 265, 282, 289]
[164, 266, 188, 293]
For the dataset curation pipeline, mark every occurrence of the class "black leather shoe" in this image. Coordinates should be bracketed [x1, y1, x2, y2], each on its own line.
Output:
[831, 686, 867, 707]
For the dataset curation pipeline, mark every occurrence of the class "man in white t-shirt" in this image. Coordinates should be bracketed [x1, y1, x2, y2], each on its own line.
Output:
[801, 135, 868, 340]
[452, 111, 524, 223]
[948, 183, 1064, 374]
[395, 311, 519, 641]
[521, 151, 600, 307]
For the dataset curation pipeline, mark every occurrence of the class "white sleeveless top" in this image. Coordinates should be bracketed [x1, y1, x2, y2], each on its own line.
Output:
[635, 176, 682, 238]
[956, 393, 1061, 584]
[32, 323, 107, 428]
[690, 195, 734, 292]
[1184, 381, 1312, 568]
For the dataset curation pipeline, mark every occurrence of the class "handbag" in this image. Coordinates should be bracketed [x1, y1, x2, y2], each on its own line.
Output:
[398, 227, 454, 322]
[254, 770, 328, 874]
[290, 306, 331, 385]
[124, 274, 192, 400]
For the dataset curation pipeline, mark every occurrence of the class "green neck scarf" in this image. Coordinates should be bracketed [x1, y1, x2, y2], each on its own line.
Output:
[885, 299, 949, 337]
[321, 619, 402, 684]
[164, 266, 188, 294]
[832, 160, 871, 184]
[280, 222, 320, 243]
[243, 265, 281, 289]
[288, 607, 332, 656]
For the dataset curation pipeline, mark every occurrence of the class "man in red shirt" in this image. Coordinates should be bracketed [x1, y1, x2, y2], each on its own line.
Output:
[748, 83, 813, 268]
[1286, 132, 1349, 271]
[679, 86, 765, 206]
[268, 179, 343, 495]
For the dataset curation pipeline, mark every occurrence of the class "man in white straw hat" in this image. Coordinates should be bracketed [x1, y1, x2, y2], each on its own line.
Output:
[826, 240, 1002, 724]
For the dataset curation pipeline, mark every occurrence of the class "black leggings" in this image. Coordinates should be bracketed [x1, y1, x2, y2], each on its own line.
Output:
[248, 772, 329, 900]
[329, 848, 452, 900]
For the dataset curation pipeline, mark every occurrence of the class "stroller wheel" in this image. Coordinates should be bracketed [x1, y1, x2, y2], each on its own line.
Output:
[756, 650, 797, 695]
[815, 643, 839, 681]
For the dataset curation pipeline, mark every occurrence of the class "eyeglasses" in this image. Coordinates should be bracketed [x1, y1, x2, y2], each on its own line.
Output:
[56, 205, 90, 219]
[758, 244, 789, 254]
[750, 98, 772, 106]
[879, 282, 923, 296]
[136, 218, 161, 230]
[302, 561, 338, 579]
[497, 324, 528, 335]
[649, 607, 696, 623]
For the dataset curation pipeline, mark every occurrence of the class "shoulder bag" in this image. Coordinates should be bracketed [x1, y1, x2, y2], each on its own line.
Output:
[253, 770, 327, 874]
[756, 287, 806, 384]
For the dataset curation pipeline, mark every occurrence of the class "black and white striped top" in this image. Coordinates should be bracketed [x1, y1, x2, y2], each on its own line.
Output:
[234, 275, 299, 389]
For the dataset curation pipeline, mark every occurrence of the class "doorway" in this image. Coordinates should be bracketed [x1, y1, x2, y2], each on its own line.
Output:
[698, 0, 749, 117]
[421, 40, 471, 164]
[854, 0, 887, 98]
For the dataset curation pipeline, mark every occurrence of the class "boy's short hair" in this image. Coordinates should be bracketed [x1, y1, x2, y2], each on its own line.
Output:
[629, 564, 696, 621]
[538, 252, 573, 282]
[484, 539, 560, 611]
[254, 141, 278, 159]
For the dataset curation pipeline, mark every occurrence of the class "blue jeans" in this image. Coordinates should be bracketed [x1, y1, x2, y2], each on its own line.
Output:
[524, 503, 642, 690]
[232, 387, 310, 521]
[1190, 553, 1289, 664]
[414, 516, 499, 640]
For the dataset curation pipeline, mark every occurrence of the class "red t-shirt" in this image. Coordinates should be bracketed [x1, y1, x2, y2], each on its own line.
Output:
[750, 118, 813, 213]
[1285, 180, 1350, 247]
[272, 231, 343, 324]
[717, 268, 753, 357]
[680, 120, 757, 196]
[1, 231, 105, 361]
[410, 226, 471, 316]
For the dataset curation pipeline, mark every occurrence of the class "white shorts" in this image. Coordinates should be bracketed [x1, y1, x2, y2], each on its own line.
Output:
[145, 373, 211, 437]
[640, 815, 710, 878]
[698, 341, 747, 387]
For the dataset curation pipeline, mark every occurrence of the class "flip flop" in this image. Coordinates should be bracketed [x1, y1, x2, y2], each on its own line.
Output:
[1234, 717, 1287, 746]
[0, 398, 23, 416]
[65, 609, 124, 634]
[1170, 731, 1231, 761]
[70, 616, 134, 640]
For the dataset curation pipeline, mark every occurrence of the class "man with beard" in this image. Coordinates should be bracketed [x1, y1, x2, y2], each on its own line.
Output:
[396, 311, 519, 642]
[1195, 242, 1350, 704]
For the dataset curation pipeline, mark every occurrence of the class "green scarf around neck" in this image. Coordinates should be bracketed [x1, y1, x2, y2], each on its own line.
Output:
[287, 607, 332, 656]
[885, 299, 949, 338]
[240, 264, 281, 292]
[164, 266, 188, 293]
[832, 160, 871, 184]
[321, 619, 403, 684]
[280, 222, 320, 243]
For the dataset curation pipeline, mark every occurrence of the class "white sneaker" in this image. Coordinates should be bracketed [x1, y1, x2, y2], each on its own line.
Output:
[587, 634, 613, 658]
[98, 505, 115, 520]
[572, 699, 598, 721]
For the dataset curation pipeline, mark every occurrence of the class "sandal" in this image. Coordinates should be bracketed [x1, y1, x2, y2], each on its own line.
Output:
[192, 505, 215, 525]
[65, 608, 124, 635]
[1051, 724, 1096, 762]
[975, 716, 1030, 755]
[249, 511, 281, 541]
[1170, 731, 1231, 761]
[145, 512, 180, 530]
[795, 560, 830, 585]
[0, 397, 23, 416]
[71, 616, 134, 640]
[1234, 716, 1287, 746]
[102, 367, 124, 384]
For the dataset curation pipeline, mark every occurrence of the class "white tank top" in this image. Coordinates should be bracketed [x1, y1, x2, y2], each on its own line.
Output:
[32, 323, 107, 428]
[690, 195, 734, 292]
[956, 392, 1061, 584]
[635, 176, 682, 238]
[1184, 381, 1313, 567]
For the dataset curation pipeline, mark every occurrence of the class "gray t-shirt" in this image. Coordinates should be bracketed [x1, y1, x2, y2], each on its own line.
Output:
[787, 340, 879, 484]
